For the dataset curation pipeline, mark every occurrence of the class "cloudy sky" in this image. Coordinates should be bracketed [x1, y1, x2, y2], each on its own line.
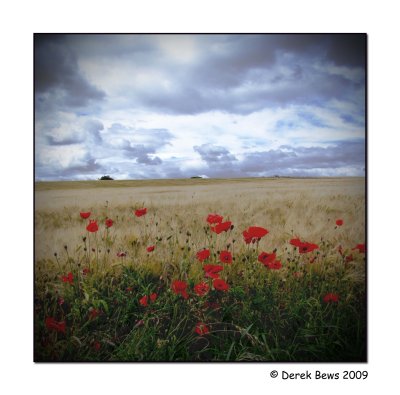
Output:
[34, 34, 365, 180]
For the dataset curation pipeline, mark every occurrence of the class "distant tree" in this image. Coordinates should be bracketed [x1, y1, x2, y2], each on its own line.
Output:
[190, 176, 203, 179]
[99, 175, 114, 180]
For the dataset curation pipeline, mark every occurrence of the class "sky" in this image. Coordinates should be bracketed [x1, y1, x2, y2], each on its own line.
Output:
[34, 34, 366, 180]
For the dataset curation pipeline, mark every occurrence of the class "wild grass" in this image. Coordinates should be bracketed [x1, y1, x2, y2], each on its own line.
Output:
[34, 177, 366, 362]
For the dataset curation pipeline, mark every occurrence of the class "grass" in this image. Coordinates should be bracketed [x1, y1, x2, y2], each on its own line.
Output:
[34, 177, 366, 362]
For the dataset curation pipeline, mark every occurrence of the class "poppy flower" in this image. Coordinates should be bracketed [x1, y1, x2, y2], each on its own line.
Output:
[89, 308, 100, 320]
[336, 219, 343, 226]
[150, 293, 157, 302]
[203, 264, 224, 279]
[289, 238, 303, 247]
[213, 278, 229, 292]
[194, 282, 210, 296]
[146, 245, 155, 252]
[338, 245, 344, 256]
[57, 297, 65, 306]
[80, 212, 91, 219]
[345, 254, 354, 263]
[323, 293, 340, 303]
[258, 252, 276, 266]
[45, 317, 66, 334]
[139, 295, 148, 307]
[82, 267, 90, 275]
[134, 208, 147, 217]
[117, 251, 127, 257]
[219, 250, 232, 264]
[105, 218, 113, 228]
[210, 221, 232, 234]
[86, 220, 99, 233]
[206, 213, 223, 224]
[196, 249, 210, 262]
[298, 242, 319, 254]
[61, 272, 74, 285]
[171, 280, 189, 299]
[242, 226, 269, 244]
[195, 322, 210, 336]
[267, 260, 282, 270]
[353, 243, 366, 253]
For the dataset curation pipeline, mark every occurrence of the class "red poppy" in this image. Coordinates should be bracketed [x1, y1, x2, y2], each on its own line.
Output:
[323, 293, 340, 303]
[353, 243, 366, 253]
[298, 242, 319, 254]
[289, 238, 303, 247]
[258, 252, 276, 266]
[194, 282, 210, 296]
[196, 249, 210, 262]
[139, 295, 148, 307]
[171, 280, 189, 299]
[134, 208, 147, 217]
[195, 322, 210, 336]
[86, 220, 99, 233]
[203, 264, 224, 279]
[45, 317, 66, 334]
[117, 251, 127, 257]
[267, 260, 282, 270]
[242, 226, 269, 244]
[219, 250, 232, 264]
[345, 254, 354, 263]
[146, 245, 155, 252]
[80, 212, 91, 219]
[82, 267, 90, 275]
[58, 297, 65, 306]
[61, 272, 74, 285]
[93, 341, 101, 351]
[213, 278, 229, 292]
[210, 221, 232, 234]
[336, 219, 343, 226]
[338, 245, 344, 256]
[105, 218, 114, 228]
[206, 213, 223, 224]
[89, 308, 100, 320]
[150, 292, 157, 302]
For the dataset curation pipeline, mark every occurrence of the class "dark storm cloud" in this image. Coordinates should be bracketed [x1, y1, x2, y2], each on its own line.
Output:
[123, 34, 366, 115]
[240, 140, 365, 176]
[193, 143, 237, 165]
[35, 34, 106, 109]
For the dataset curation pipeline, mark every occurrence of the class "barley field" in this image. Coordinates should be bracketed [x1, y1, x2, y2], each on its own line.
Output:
[34, 177, 366, 362]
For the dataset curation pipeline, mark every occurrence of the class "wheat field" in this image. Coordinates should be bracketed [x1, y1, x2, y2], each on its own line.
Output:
[35, 177, 365, 263]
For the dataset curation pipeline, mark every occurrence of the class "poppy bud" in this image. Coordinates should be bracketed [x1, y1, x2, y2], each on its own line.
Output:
[64, 245, 68, 250]
[54, 252, 57, 257]
[82, 237, 87, 242]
